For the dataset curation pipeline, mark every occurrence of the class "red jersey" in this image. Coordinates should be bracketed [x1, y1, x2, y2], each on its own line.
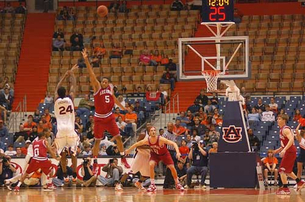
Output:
[148, 136, 168, 155]
[279, 125, 297, 153]
[32, 139, 48, 161]
[94, 85, 115, 119]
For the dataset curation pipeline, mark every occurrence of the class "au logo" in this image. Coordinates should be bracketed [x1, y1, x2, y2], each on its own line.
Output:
[222, 125, 242, 143]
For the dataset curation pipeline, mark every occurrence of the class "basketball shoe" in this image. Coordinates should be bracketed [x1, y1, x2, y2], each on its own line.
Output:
[147, 184, 157, 192]
[276, 187, 291, 195]
[296, 179, 305, 192]
[115, 183, 123, 191]
[176, 183, 185, 191]
[121, 157, 131, 169]
[135, 181, 145, 190]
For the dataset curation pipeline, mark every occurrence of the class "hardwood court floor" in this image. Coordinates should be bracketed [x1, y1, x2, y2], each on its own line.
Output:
[0, 187, 304, 202]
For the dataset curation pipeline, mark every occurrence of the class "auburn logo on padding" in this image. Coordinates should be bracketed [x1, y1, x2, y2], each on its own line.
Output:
[222, 125, 242, 143]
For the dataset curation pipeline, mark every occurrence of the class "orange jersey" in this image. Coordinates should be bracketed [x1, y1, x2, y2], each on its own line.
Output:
[263, 157, 278, 165]
[125, 113, 137, 122]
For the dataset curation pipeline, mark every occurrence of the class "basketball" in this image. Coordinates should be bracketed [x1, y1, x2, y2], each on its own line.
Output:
[97, 5, 108, 17]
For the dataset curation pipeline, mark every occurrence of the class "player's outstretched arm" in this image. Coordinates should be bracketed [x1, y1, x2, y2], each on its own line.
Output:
[125, 139, 149, 155]
[69, 64, 78, 100]
[46, 141, 60, 161]
[55, 70, 69, 99]
[295, 123, 302, 143]
[81, 48, 101, 93]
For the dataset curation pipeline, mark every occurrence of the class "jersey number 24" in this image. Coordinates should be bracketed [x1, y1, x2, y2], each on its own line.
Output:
[59, 105, 73, 115]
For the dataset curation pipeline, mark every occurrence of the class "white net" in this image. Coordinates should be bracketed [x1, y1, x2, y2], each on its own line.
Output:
[202, 71, 220, 92]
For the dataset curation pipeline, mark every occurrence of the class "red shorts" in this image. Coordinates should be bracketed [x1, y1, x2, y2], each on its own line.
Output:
[150, 151, 174, 166]
[26, 159, 52, 175]
[94, 114, 120, 140]
[279, 152, 297, 173]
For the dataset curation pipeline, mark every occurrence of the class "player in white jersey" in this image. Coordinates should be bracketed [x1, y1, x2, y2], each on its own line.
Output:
[53, 65, 79, 180]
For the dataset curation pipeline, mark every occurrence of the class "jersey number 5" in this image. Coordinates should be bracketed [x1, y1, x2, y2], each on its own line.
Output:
[59, 105, 73, 115]
[105, 95, 110, 103]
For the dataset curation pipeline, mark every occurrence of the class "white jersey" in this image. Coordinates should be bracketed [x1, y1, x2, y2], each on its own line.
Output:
[55, 97, 75, 132]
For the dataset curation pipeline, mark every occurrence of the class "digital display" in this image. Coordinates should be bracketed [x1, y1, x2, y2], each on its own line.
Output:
[202, 0, 234, 23]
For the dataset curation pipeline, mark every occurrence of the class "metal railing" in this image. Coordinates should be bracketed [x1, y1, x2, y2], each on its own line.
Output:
[161, 93, 180, 125]
[8, 95, 27, 132]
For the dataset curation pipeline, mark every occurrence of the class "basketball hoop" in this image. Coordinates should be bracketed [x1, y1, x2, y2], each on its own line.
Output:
[202, 70, 220, 92]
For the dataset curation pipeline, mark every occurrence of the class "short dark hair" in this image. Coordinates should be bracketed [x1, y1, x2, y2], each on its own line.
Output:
[57, 87, 66, 98]
[102, 77, 110, 82]
[278, 114, 289, 122]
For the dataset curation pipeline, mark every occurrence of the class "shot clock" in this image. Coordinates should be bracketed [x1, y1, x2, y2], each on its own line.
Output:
[202, 0, 234, 23]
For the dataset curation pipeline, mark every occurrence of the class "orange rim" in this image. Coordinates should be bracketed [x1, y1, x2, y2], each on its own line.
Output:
[202, 70, 220, 76]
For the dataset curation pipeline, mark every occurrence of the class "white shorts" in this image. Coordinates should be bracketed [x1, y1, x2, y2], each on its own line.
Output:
[54, 130, 79, 156]
[131, 149, 150, 177]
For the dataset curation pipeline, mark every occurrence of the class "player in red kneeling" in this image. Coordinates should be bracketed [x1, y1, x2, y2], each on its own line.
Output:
[125, 127, 184, 192]
[81, 49, 130, 169]
[274, 114, 305, 195]
[14, 129, 59, 192]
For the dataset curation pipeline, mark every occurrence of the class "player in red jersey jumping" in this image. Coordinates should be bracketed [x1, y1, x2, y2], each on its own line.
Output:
[125, 127, 184, 192]
[81, 49, 130, 168]
[14, 129, 59, 191]
[274, 114, 305, 195]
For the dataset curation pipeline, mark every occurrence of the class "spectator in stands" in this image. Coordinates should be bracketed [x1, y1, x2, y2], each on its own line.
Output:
[139, 50, 152, 66]
[53, 35, 65, 51]
[195, 89, 208, 106]
[150, 50, 162, 66]
[248, 107, 260, 127]
[106, 144, 120, 156]
[160, 68, 176, 91]
[125, 106, 138, 135]
[134, 101, 145, 123]
[233, 8, 243, 24]
[186, 140, 208, 189]
[14, 125, 28, 142]
[44, 92, 54, 104]
[210, 93, 219, 106]
[3, 3, 14, 13]
[186, 110, 194, 128]
[1, 88, 13, 110]
[145, 85, 161, 102]
[192, 118, 207, 137]
[187, 100, 201, 113]
[71, 36, 84, 51]
[70, 30, 83, 46]
[85, 115, 94, 133]
[0, 76, 14, 96]
[165, 59, 177, 71]
[173, 119, 188, 136]
[38, 115, 52, 133]
[0, 156, 16, 186]
[4, 145, 16, 156]
[58, 6, 69, 20]
[15, 3, 26, 14]
[99, 144, 108, 156]
[114, 107, 125, 121]
[68, 7, 75, 20]
[261, 105, 275, 122]
[76, 94, 93, 118]
[161, 55, 169, 66]
[118, 0, 129, 13]
[15, 147, 24, 157]
[109, 0, 120, 12]
[215, 114, 223, 126]
[109, 43, 123, 59]
[21, 140, 31, 155]
[186, 134, 192, 148]
[77, 157, 97, 187]
[255, 98, 265, 112]
[115, 96, 125, 110]
[53, 29, 64, 40]
[263, 149, 279, 186]
[116, 116, 127, 137]
[33, 109, 41, 124]
[0, 120, 8, 137]
[269, 97, 278, 114]
[171, 0, 184, 11]
[204, 100, 216, 114]
[179, 139, 190, 164]
[98, 158, 123, 191]
[75, 116, 84, 134]
[158, 85, 168, 106]
[208, 142, 218, 154]
[44, 109, 52, 123]
[293, 109, 302, 121]
[23, 115, 37, 132]
[248, 129, 260, 152]
[93, 42, 106, 59]
[187, 0, 202, 10]
[176, 111, 191, 128]
[240, 87, 250, 98]
[82, 145, 92, 156]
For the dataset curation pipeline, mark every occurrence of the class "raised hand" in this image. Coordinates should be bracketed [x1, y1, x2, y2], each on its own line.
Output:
[71, 64, 79, 71]
[81, 48, 88, 59]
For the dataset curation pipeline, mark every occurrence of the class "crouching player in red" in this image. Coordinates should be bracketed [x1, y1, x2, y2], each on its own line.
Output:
[14, 130, 59, 191]
[125, 127, 184, 192]
[274, 114, 305, 195]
